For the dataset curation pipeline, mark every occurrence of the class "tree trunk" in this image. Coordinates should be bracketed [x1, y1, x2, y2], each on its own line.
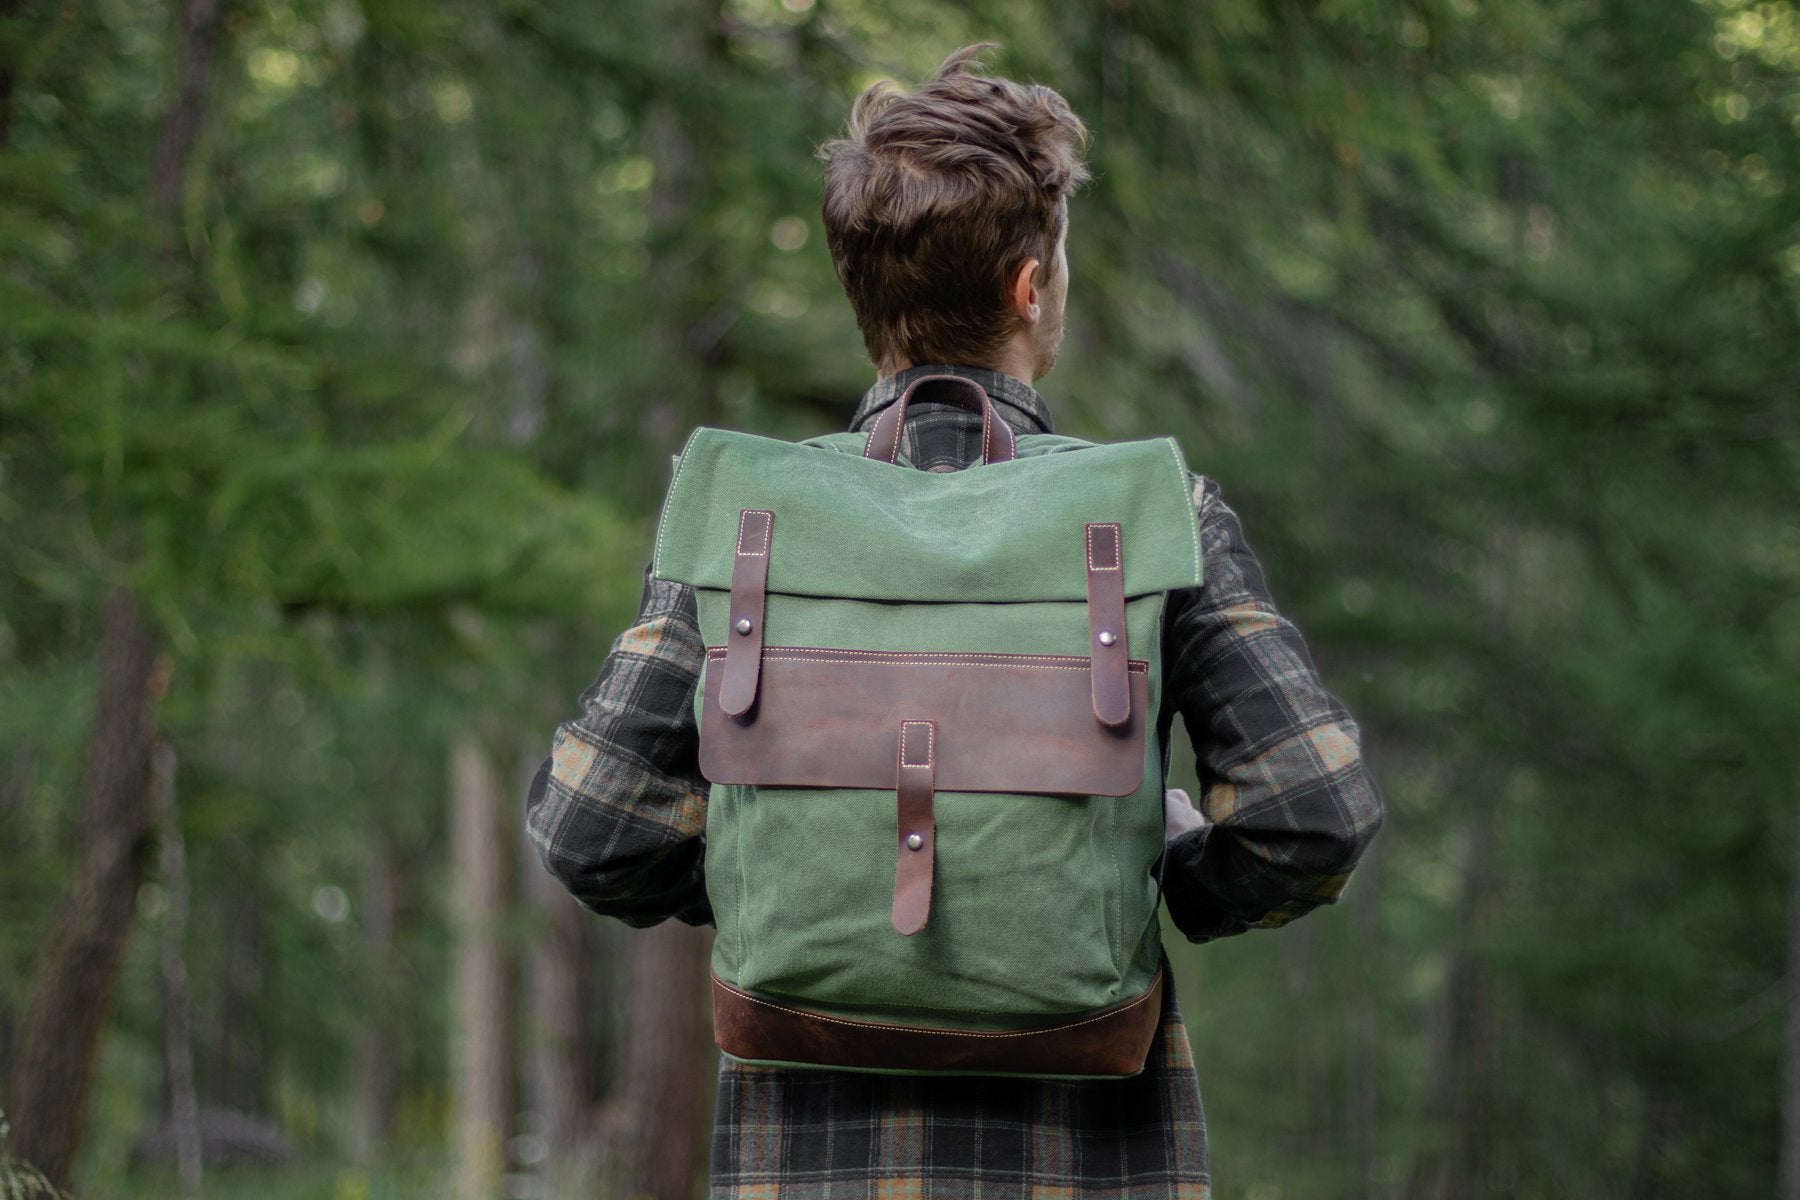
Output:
[0, 0, 20, 150]
[1782, 806, 1800, 1200]
[4, 588, 162, 1186]
[522, 824, 595, 1194]
[149, 0, 227, 245]
[346, 834, 402, 1165]
[1345, 843, 1382, 1200]
[613, 922, 714, 1200]
[1627, 1092, 1677, 1200]
[641, 0, 730, 453]
[1401, 823, 1499, 1200]
[1282, 918, 1333, 1166]
[7, 0, 228, 1173]
[0, 749, 32, 1087]
[2, 748, 31, 855]
[153, 743, 203, 1200]
[451, 736, 515, 1200]
[211, 881, 268, 1115]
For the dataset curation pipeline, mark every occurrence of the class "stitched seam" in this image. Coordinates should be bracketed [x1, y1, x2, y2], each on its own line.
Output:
[863, 410, 902, 463]
[1109, 776, 1121, 980]
[716, 976, 1159, 1038]
[704, 647, 1149, 673]
[735, 509, 773, 557]
[1169, 440, 1202, 581]
[729, 785, 747, 986]
[900, 720, 934, 769]
[1085, 522, 1121, 572]
[652, 429, 701, 573]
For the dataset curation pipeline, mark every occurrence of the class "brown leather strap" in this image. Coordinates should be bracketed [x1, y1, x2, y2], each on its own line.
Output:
[891, 720, 936, 936]
[710, 969, 1166, 1078]
[1085, 523, 1130, 728]
[720, 509, 772, 718]
[863, 375, 1017, 467]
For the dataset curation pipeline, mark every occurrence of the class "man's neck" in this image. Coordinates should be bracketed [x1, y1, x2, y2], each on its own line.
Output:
[881, 334, 1041, 384]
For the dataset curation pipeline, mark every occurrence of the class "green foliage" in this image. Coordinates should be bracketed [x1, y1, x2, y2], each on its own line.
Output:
[1, 0, 1794, 1195]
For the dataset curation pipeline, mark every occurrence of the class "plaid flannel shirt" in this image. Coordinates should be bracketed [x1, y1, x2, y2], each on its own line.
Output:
[526, 365, 1384, 1198]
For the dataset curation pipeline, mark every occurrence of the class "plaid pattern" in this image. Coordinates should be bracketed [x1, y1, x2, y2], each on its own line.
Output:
[527, 574, 714, 928]
[1155, 472, 1386, 943]
[711, 974, 1209, 1200]
[526, 364, 1383, 1196]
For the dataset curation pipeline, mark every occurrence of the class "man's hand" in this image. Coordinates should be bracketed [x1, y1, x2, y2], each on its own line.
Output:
[1164, 787, 1208, 843]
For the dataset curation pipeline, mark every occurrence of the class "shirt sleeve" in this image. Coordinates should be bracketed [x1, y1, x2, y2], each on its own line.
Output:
[1159, 476, 1384, 943]
[524, 568, 713, 928]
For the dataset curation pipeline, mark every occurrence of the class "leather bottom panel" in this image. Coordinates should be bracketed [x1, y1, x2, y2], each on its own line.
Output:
[710, 969, 1164, 1079]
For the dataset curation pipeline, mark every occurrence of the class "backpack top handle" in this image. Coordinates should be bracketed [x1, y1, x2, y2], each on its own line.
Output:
[862, 374, 1018, 467]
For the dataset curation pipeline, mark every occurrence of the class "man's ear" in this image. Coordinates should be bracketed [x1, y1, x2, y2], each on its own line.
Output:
[1006, 257, 1043, 323]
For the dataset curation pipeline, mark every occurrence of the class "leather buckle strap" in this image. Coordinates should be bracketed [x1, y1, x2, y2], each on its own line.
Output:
[1085, 523, 1130, 728]
[720, 509, 772, 718]
[891, 720, 936, 936]
[862, 375, 1017, 467]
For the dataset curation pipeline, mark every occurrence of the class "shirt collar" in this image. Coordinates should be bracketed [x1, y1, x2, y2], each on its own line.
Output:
[849, 364, 1056, 436]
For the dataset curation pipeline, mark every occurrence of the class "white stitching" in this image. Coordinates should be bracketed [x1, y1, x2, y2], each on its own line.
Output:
[873, 387, 911, 463]
[651, 429, 702, 574]
[764, 647, 1116, 664]
[1168, 440, 1202, 583]
[735, 509, 773, 557]
[703, 647, 1149, 673]
[715, 975, 1160, 1039]
[1085, 523, 1121, 572]
[863, 407, 901, 463]
[900, 720, 934, 769]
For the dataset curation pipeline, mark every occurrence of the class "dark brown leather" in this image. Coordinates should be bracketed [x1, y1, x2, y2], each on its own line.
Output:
[1085, 523, 1130, 728]
[699, 647, 1149, 796]
[711, 969, 1166, 1077]
[720, 509, 772, 717]
[891, 720, 936, 936]
[862, 375, 1017, 467]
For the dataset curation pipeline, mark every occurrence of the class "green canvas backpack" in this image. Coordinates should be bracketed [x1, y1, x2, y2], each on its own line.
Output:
[651, 375, 1204, 1078]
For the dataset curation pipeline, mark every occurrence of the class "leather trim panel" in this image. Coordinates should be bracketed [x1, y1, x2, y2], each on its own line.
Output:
[699, 647, 1149, 796]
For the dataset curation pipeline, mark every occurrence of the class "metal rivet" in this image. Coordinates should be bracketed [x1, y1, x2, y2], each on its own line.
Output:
[734, 617, 753, 635]
[906, 833, 924, 851]
[1097, 630, 1117, 647]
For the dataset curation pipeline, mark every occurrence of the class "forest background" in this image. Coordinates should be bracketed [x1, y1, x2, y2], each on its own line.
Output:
[1, 0, 1796, 1197]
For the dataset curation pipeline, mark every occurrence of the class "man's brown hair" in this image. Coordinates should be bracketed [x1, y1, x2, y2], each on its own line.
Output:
[819, 45, 1090, 372]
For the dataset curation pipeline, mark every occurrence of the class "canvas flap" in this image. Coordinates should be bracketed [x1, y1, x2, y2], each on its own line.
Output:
[652, 428, 1203, 603]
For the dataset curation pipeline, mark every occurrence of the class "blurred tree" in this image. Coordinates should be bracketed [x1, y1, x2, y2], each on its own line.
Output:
[0, 0, 1793, 1196]
[5, 0, 234, 1174]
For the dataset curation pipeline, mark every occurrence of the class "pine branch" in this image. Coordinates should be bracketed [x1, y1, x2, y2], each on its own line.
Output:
[0, 1110, 73, 1199]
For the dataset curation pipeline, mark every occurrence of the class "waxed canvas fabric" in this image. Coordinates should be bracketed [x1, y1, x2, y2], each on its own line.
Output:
[653, 429, 1204, 604]
[651, 425, 1204, 1062]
